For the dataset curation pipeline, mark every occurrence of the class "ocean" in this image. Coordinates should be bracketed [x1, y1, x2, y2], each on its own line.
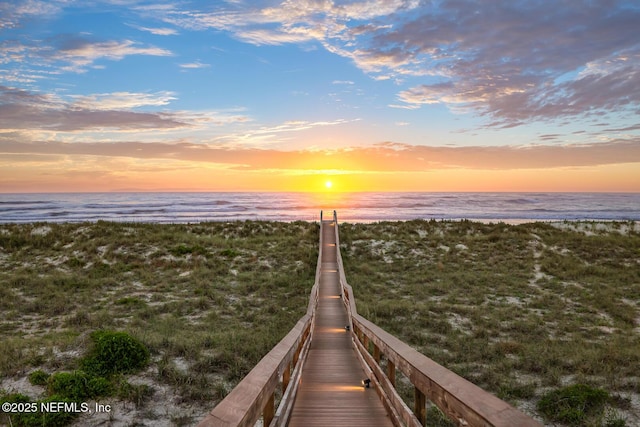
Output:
[0, 192, 638, 224]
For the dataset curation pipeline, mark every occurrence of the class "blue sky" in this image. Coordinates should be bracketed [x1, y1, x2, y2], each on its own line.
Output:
[1, 0, 639, 192]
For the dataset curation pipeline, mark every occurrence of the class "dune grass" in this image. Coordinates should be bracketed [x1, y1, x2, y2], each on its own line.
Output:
[1, 219, 638, 426]
[338, 219, 639, 426]
[0, 220, 318, 426]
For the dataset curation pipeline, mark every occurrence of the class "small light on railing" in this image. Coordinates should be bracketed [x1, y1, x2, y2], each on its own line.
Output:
[362, 379, 371, 388]
[344, 325, 350, 331]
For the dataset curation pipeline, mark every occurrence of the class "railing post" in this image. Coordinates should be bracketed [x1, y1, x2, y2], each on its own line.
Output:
[387, 360, 396, 388]
[293, 342, 301, 366]
[283, 362, 291, 392]
[414, 387, 426, 426]
[264, 392, 275, 426]
[373, 344, 381, 364]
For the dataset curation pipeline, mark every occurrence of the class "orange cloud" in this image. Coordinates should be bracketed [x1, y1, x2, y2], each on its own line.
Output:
[2, 139, 639, 171]
[1, 139, 639, 192]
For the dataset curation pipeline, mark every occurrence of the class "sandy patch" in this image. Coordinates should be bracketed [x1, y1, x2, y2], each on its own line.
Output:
[30, 226, 52, 236]
[0, 376, 46, 399]
[550, 220, 640, 236]
[448, 313, 472, 335]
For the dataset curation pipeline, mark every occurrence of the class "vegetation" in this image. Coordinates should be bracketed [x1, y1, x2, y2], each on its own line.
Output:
[28, 370, 49, 386]
[338, 219, 639, 426]
[80, 330, 149, 377]
[0, 393, 78, 427]
[537, 384, 611, 426]
[0, 220, 318, 426]
[1, 219, 638, 426]
[47, 371, 112, 401]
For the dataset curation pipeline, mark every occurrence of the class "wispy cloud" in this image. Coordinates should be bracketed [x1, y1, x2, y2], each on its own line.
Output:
[133, 25, 178, 36]
[0, 0, 61, 30]
[204, 118, 359, 147]
[69, 91, 177, 110]
[1, 35, 173, 78]
[179, 61, 210, 69]
[153, 0, 419, 46]
[52, 37, 173, 72]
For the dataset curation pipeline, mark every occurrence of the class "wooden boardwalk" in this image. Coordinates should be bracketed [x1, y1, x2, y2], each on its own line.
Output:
[287, 220, 394, 427]
[198, 213, 542, 427]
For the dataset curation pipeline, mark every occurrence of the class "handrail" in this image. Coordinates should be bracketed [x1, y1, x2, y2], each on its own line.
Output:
[198, 215, 325, 427]
[332, 211, 542, 427]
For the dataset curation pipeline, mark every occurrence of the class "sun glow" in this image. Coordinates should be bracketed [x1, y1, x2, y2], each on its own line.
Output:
[325, 180, 332, 189]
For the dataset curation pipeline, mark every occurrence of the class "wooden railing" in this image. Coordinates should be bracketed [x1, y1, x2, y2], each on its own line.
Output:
[197, 220, 324, 427]
[332, 211, 542, 427]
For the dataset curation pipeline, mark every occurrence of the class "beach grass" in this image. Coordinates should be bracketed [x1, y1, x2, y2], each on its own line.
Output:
[1, 219, 638, 426]
[339, 219, 639, 426]
[0, 220, 318, 425]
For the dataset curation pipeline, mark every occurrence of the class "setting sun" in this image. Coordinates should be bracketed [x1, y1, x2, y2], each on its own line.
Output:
[325, 180, 332, 189]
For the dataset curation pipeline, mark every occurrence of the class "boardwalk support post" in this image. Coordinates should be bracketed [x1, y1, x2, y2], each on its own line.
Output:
[387, 361, 396, 388]
[263, 393, 275, 427]
[282, 362, 291, 392]
[373, 344, 381, 364]
[414, 387, 426, 426]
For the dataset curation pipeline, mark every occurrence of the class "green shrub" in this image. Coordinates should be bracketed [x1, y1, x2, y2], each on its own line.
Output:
[537, 384, 610, 425]
[81, 330, 150, 376]
[0, 393, 79, 427]
[28, 369, 50, 386]
[47, 371, 111, 400]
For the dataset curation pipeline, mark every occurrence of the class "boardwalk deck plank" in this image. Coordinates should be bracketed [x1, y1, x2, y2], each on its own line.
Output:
[287, 220, 394, 427]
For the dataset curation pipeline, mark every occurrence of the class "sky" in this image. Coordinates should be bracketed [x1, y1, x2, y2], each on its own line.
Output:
[1, 0, 639, 193]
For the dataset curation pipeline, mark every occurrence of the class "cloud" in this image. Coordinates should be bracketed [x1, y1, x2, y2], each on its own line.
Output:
[179, 61, 210, 69]
[134, 25, 178, 36]
[368, 2, 640, 125]
[1, 35, 173, 79]
[2, 138, 639, 172]
[69, 91, 177, 110]
[0, 0, 60, 29]
[0, 85, 187, 132]
[157, 1, 640, 127]
[51, 37, 173, 72]
[604, 124, 640, 133]
[154, 0, 419, 45]
[205, 118, 358, 147]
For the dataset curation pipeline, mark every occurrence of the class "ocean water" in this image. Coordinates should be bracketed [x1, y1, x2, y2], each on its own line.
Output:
[0, 192, 638, 223]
